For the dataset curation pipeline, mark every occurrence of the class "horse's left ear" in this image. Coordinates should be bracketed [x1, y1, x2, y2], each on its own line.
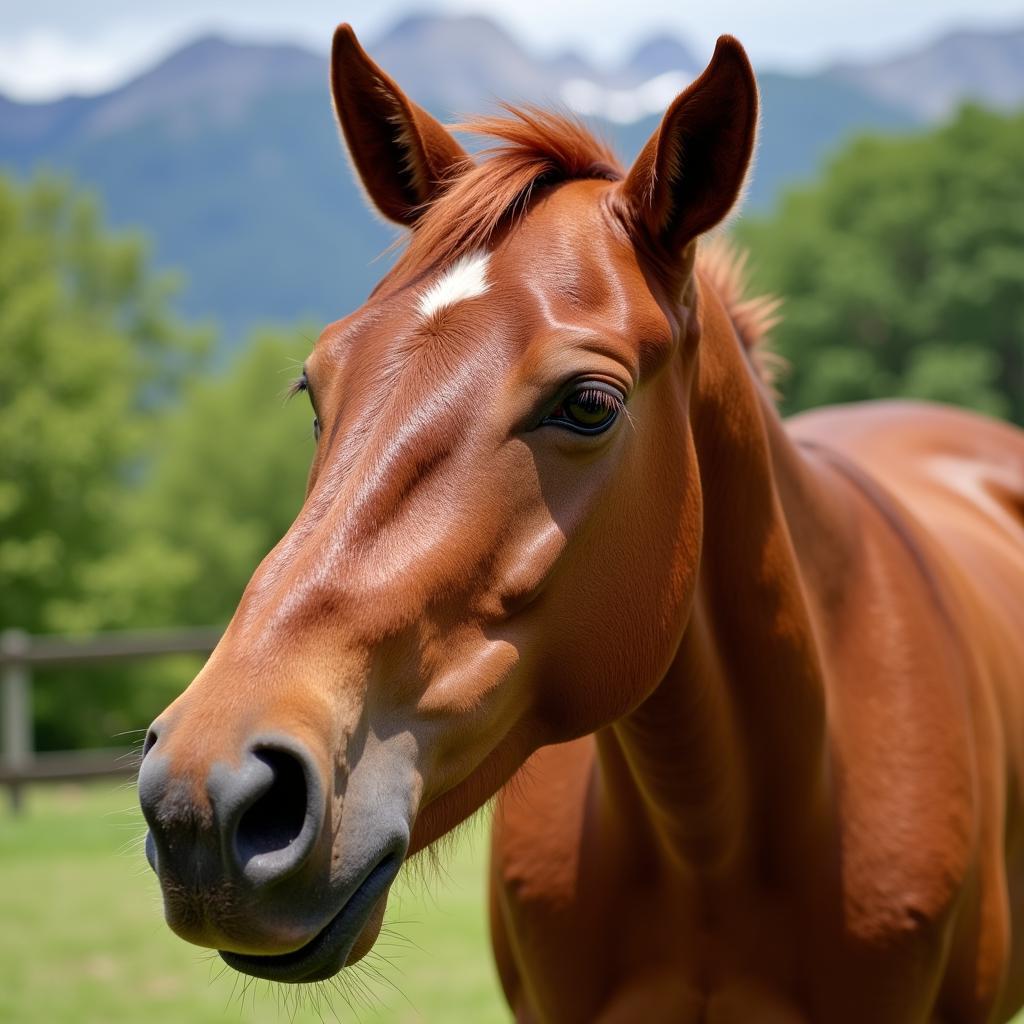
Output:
[621, 35, 758, 258]
[331, 24, 471, 226]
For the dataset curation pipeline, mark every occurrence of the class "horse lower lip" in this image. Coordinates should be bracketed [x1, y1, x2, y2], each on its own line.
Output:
[219, 853, 400, 983]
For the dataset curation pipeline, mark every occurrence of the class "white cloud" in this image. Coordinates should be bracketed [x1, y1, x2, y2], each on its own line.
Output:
[561, 71, 692, 124]
[0, 27, 175, 100]
[1, 0, 1022, 101]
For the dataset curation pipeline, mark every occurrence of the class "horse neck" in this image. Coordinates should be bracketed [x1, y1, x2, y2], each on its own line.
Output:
[599, 273, 844, 876]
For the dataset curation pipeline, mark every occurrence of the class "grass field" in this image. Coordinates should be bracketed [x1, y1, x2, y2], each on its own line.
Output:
[0, 782, 508, 1024]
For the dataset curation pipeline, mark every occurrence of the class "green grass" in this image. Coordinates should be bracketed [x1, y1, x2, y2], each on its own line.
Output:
[0, 782, 508, 1024]
[7, 783, 1024, 1023]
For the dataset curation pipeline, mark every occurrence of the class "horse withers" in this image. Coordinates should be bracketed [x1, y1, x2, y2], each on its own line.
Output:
[138, 23, 1024, 1023]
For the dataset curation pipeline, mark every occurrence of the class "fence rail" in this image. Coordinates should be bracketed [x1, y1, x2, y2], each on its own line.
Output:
[1, 627, 221, 812]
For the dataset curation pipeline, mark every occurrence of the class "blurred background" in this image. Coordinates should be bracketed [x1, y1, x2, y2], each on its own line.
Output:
[1, 1, 1022, 1021]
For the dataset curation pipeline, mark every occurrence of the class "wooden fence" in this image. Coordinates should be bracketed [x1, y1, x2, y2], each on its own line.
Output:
[0, 627, 222, 813]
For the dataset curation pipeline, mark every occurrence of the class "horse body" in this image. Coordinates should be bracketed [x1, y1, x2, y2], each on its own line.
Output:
[490, 273, 1024, 1023]
[137, 23, 1024, 1022]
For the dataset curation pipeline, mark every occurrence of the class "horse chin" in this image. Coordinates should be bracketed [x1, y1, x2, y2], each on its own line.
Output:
[344, 898, 387, 966]
[218, 850, 402, 983]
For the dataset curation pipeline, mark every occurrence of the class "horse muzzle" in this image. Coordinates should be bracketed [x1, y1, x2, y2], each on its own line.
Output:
[138, 723, 410, 982]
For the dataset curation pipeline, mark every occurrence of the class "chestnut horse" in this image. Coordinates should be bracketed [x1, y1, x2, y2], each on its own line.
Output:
[138, 23, 1024, 1023]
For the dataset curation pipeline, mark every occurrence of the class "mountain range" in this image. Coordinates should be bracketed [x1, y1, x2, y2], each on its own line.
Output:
[1, 14, 1021, 341]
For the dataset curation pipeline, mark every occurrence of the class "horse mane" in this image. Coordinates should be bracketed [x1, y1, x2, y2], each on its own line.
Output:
[397, 106, 782, 391]
[698, 237, 785, 392]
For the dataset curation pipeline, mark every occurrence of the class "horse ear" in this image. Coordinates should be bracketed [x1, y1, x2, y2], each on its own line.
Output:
[621, 35, 758, 259]
[331, 24, 471, 226]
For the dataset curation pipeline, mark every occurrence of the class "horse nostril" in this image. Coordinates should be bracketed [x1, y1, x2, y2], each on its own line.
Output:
[141, 727, 159, 760]
[236, 748, 309, 865]
[141, 735, 323, 890]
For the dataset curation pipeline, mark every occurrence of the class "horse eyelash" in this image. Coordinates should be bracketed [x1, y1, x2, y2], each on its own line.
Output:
[569, 386, 624, 411]
[286, 376, 308, 400]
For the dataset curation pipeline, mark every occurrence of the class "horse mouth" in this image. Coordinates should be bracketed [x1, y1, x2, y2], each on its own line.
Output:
[219, 851, 402, 983]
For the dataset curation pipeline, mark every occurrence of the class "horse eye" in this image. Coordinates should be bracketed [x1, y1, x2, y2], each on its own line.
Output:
[543, 382, 624, 435]
[313, 417, 320, 442]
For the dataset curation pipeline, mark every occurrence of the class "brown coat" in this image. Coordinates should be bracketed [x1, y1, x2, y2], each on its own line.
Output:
[138, 24, 1024, 1023]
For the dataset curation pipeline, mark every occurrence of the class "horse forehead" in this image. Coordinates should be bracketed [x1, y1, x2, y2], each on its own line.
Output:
[491, 181, 666, 339]
[316, 179, 655, 380]
[504, 179, 622, 260]
[416, 252, 492, 320]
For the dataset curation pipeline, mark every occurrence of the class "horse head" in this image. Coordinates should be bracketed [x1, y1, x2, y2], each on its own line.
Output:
[138, 23, 758, 983]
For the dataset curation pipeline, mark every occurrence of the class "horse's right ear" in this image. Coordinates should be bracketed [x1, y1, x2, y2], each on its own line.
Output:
[331, 24, 471, 226]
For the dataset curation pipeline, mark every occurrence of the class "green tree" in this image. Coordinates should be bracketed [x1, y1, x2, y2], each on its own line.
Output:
[0, 174, 208, 749]
[100, 330, 315, 629]
[736, 105, 1024, 423]
[41, 329, 315, 751]
[0, 174, 313, 749]
[0, 175, 208, 636]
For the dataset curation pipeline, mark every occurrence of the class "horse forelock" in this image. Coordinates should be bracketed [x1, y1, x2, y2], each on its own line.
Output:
[394, 105, 623, 277]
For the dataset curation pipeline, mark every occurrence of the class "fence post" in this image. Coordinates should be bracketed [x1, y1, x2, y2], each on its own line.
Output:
[1, 629, 31, 814]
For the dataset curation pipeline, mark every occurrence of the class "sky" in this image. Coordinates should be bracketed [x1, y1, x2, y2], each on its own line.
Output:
[2, 0, 1023, 100]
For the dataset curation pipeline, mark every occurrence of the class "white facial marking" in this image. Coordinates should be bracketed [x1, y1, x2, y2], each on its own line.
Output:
[417, 252, 491, 320]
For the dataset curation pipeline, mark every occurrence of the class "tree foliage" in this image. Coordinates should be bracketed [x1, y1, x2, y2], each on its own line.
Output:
[0, 176, 209, 636]
[0, 175, 312, 748]
[736, 105, 1024, 423]
[103, 331, 315, 629]
[35, 330, 314, 751]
